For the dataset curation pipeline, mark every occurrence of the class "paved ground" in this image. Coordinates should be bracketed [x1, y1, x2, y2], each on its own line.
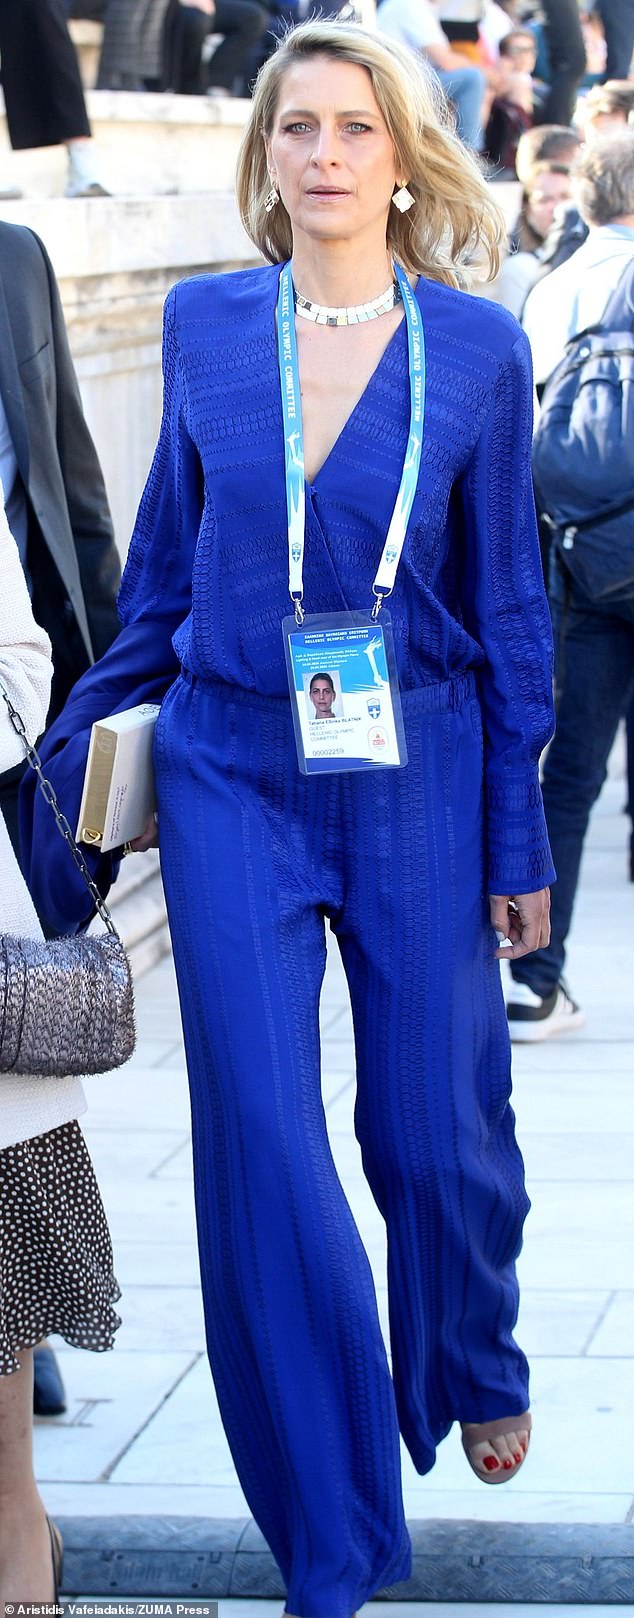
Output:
[219, 1605, 626, 1617]
[39, 739, 634, 1612]
[65, 1606, 634, 1617]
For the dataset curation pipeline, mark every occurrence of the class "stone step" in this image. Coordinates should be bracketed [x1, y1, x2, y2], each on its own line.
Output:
[0, 87, 250, 199]
[0, 190, 254, 280]
[52, 1515, 634, 1604]
[1, 79, 521, 221]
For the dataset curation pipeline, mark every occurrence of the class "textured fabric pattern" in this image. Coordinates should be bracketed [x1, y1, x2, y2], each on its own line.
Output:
[155, 671, 530, 1618]
[19, 264, 552, 1615]
[118, 264, 555, 895]
[22, 265, 557, 933]
[0, 1120, 121, 1375]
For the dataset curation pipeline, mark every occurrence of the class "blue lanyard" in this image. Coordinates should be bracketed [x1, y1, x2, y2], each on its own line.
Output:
[276, 259, 426, 621]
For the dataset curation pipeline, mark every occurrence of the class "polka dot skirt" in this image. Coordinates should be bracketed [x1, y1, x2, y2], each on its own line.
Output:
[0, 1120, 121, 1375]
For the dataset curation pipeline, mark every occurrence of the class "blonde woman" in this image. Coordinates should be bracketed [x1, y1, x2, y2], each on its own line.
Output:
[24, 22, 555, 1617]
[0, 498, 120, 1605]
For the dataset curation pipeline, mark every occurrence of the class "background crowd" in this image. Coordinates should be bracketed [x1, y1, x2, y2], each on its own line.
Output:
[0, 1, 632, 192]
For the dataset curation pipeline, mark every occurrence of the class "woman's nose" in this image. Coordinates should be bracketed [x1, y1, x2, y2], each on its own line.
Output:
[310, 126, 339, 164]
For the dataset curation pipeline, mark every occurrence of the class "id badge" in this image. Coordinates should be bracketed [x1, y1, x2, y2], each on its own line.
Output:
[282, 611, 408, 776]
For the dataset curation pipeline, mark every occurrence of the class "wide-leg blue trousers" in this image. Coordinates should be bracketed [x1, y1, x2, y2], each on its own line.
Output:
[154, 669, 530, 1618]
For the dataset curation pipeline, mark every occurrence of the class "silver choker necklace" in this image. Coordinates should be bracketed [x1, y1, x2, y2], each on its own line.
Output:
[293, 281, 402, 326]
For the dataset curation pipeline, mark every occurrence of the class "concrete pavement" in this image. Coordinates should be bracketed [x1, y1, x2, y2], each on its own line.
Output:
[38, 735, 634, 1610]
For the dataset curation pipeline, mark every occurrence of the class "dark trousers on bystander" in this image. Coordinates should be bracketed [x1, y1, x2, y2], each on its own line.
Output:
[164, 0, 267, 94]
[0, 0, 90, 147]
[536, 0, 586, 126]
[511, 559, 634, 998]
[595, 0, 634, 80]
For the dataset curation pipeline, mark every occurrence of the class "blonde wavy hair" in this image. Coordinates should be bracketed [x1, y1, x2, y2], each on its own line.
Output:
[236, 19, 505, 288]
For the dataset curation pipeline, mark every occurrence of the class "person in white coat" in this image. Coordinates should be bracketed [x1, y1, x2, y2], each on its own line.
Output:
[0, 493, 120, 1604]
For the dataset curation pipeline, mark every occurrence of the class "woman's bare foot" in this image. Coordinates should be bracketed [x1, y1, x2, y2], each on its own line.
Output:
[460, 1412, 531, 1483]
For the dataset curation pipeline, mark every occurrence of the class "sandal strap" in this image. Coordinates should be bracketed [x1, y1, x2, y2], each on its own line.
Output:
[461, 1412, 532, 1444]
[47, 1518, 64, 1603]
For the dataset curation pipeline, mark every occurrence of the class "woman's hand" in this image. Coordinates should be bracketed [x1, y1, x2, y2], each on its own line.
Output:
[489, 890, 550, 960]
[125, 811, 159, 855]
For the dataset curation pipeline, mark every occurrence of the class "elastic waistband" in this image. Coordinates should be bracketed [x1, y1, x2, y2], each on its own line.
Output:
[179, 668, 477, 715]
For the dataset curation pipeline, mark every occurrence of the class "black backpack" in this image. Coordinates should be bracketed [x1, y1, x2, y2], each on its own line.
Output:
[532, 255, 634, 605]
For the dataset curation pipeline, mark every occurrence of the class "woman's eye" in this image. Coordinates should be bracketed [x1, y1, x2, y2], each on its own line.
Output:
[281, 119, 371, 135]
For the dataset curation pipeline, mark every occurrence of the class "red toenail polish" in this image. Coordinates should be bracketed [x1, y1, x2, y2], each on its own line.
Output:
[503, 1459, 513, 1469]
[484, 1456, 500, 1471]
[514, 1451, 522, 1462]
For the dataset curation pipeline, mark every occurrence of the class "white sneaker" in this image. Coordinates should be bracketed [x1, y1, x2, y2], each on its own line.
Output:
[65, 140, 110, 199]
[506, 980, 586, 1043]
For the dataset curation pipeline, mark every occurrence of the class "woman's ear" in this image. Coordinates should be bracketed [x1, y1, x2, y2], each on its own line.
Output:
[264, 137, 278, 190]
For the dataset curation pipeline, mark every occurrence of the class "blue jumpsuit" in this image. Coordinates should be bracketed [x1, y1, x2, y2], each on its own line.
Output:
[22, 266, 555, 1618]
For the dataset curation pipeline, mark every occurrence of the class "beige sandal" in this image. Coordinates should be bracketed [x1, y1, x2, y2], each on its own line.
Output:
[47, 1518, 64, 1602]
[460, 1412, 532, 1484]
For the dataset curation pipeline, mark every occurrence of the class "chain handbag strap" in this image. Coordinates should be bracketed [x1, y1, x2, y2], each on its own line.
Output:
[0, 680, 120, 940]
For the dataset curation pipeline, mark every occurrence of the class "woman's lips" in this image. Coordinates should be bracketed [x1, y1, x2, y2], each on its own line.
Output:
[306, 188, 350, 197]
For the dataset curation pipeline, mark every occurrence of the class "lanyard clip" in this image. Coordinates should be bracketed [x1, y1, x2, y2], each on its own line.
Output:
[293, 594, 305, 626]
[371, 585, 392, 620]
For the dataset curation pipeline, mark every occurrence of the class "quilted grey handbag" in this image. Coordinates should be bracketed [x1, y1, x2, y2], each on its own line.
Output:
[0, 682, 136, 1077]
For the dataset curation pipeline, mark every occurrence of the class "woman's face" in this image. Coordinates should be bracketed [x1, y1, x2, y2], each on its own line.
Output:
[265, 56, 400, 250]
[310, 678, 335, 717]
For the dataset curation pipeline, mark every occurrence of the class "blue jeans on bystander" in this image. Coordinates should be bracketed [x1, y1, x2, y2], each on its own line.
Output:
[435, 65, 485, 150]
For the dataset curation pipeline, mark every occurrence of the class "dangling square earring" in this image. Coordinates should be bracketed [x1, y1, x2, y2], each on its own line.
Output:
[392, 184, 415, 213]
[265, 182, 279, 213]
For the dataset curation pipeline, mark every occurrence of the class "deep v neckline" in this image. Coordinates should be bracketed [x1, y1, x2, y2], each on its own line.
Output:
[271, 267, 420, 493]
[304, 310, 409, 491]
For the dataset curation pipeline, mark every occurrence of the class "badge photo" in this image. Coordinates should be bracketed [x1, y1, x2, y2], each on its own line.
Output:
[283, 611, 408, 776]
[305, 669, 344, 723]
